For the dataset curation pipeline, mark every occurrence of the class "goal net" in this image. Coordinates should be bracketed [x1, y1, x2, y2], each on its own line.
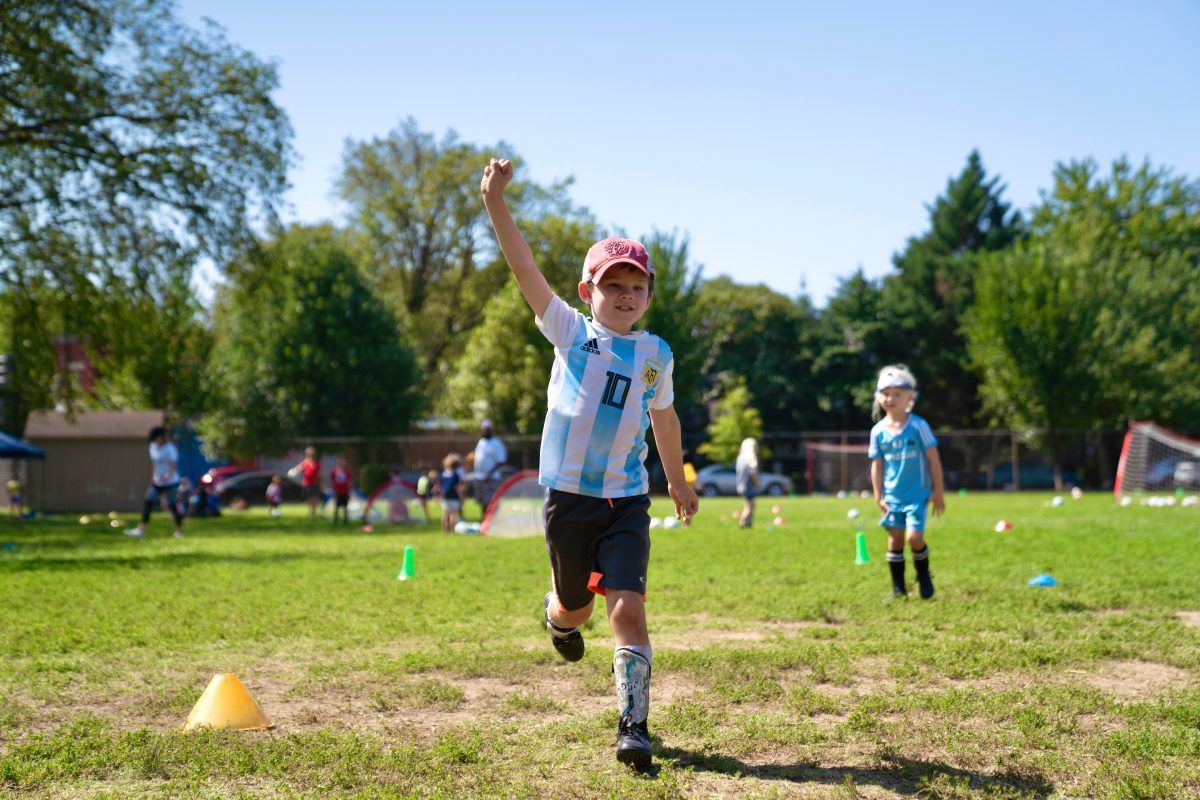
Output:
[362, 479, 423, 525]
[1114, 422, 1200, 497]
[481, 470, 545, 538]
[806, 442, 871, 495]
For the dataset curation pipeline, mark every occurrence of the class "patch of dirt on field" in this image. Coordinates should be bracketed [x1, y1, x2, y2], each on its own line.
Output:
[254, 669, 703, 736]
[936, 659, 1195, 701]
[1177, 610, 1200, 628]
[654, 614, 839, 651]
[1081, 660, 1194, 701]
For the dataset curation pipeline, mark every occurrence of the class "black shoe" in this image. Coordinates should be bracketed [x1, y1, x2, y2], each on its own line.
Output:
[917, 571, 935, 600]
[890, 586, 908, 601]
[544, 593, 584, 662]
[616, 715, 652, 772]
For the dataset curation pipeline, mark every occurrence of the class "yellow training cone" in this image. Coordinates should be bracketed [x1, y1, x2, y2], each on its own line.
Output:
[184, 673, 273, 731]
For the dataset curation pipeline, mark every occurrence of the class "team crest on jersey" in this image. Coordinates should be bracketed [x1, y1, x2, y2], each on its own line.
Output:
[641, 359, 663, 387]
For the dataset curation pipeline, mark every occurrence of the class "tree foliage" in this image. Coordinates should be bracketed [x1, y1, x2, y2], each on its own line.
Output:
[0, 0, 292, 427]
[811, 268, 888, 430]
[882, 151, 1023, 427]
[698, 377, 763, 465]
[968, 158, 1200, 454]
[693, 278, 821, 433]
[338, 119, 526, 405]
[198, 226, 421, 458]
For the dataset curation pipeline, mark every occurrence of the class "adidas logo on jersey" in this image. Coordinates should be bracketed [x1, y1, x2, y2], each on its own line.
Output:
[580, 338, 600, 354]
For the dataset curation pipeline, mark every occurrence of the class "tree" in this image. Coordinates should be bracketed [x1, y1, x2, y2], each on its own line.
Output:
[811, 268, 889, 430]
[882, 151, 1023, 427]
[198, 226, 421, 459]
[969, 242, 1107, 480]
[698, 377, 763, 465]
[338, 119, 526, 405]
[693, 278, 821, 433]
[1027, 158, 1200, 430]
[0, 0, 292, 428]
[967, 158, 1200, 483]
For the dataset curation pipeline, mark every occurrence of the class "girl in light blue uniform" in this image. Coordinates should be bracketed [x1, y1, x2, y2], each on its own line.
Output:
[868, 365, 945, 599]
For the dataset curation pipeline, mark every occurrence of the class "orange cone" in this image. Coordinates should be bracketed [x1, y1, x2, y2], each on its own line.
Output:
[184, 673, 273, 731]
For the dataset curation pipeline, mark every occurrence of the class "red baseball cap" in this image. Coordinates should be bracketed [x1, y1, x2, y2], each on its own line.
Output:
[581, 237, 655, 283]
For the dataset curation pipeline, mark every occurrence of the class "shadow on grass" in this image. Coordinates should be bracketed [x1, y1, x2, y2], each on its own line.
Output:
[0, 522, 441, 572]
[655, 747, 1054, 797]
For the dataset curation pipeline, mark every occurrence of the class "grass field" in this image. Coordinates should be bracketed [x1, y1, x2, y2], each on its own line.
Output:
[1, 492, 1198, 799]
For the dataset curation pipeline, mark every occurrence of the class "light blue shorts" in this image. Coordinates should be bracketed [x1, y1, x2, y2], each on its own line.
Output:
[879, 501, 927, 533]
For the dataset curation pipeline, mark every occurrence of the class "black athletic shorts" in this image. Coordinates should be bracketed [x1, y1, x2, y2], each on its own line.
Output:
[543, 489, 651, 612]
[335, 492, 350, 508]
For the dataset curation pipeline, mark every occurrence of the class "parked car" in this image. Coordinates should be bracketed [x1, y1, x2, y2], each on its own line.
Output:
[213, 469, 306, 507]
[978, 462, 1082, 490]
[201, 464, 252, 486]
[1145, 457, 1200, 490]
[693, 464, 795, 497]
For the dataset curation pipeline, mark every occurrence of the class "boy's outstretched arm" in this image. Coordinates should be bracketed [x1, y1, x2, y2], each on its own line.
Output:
[649, 406, 700, 522]
[480, 158, 553, 318]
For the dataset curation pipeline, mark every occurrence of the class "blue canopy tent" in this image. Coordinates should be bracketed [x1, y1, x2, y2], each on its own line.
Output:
[0, 430, 45, 460]
[1, 431, 43, 519]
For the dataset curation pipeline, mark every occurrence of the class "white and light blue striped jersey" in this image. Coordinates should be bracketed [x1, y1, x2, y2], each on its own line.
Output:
[535, 294, 675, 498]
[868, 413, 938, 504]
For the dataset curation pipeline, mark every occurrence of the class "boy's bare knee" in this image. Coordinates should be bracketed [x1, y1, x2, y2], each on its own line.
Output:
[606, 591, 646, 626]
[554, 596, 593, 628]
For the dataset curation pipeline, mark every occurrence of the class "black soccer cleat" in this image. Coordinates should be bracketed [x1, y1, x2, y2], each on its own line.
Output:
[890, 586, 909, 601]
[616, 715, 652, 772]
[917, 570, 935, 600]
[544, 592, 585, 662]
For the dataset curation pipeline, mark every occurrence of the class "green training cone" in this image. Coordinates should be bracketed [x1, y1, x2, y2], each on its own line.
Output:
[854, 532, 870, 565]
[397, 545, 414, 581]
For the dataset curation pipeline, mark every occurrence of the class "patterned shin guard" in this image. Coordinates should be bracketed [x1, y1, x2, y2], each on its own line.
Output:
[613, 647, 651, 724]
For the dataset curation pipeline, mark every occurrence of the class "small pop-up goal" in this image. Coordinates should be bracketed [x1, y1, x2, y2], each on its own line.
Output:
[480, 470, 545, 538]
[362, 478, 422, 524]
[1114, 421, 1200, 497]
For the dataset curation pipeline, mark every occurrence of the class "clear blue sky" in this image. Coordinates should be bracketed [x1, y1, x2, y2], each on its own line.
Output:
[181, 0, 1200, 305]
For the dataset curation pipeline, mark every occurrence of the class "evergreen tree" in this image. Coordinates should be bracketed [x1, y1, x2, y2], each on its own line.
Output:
[882, 151, 1023, 427]
[811, 268, 888, 430]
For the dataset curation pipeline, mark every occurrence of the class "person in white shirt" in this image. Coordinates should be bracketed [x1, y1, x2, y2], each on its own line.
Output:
[126, 426, 184, 538]
[472, 419, 507, 515]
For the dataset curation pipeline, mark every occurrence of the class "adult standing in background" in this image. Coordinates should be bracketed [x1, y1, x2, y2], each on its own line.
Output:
[289, 446, 322, 517]
[126, 426, 185, 538]
[472, 419, 507, 516]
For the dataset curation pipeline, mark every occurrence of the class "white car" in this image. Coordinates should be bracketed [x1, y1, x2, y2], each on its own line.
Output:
[694, 464, 795, 497]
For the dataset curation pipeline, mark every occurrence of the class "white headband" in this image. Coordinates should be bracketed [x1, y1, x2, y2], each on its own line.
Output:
[877, 376, 914, 392]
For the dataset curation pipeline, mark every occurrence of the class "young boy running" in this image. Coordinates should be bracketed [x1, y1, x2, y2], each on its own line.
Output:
[481, 158, 699, 772]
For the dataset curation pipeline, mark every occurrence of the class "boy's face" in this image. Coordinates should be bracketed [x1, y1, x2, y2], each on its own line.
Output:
[877, 387, 913, 416]
[578, 264, 652, 334]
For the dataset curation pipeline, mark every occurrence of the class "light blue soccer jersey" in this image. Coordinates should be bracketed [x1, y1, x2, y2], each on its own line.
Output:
[535, 295, 675, 498]
[868, 413, 938, 505]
